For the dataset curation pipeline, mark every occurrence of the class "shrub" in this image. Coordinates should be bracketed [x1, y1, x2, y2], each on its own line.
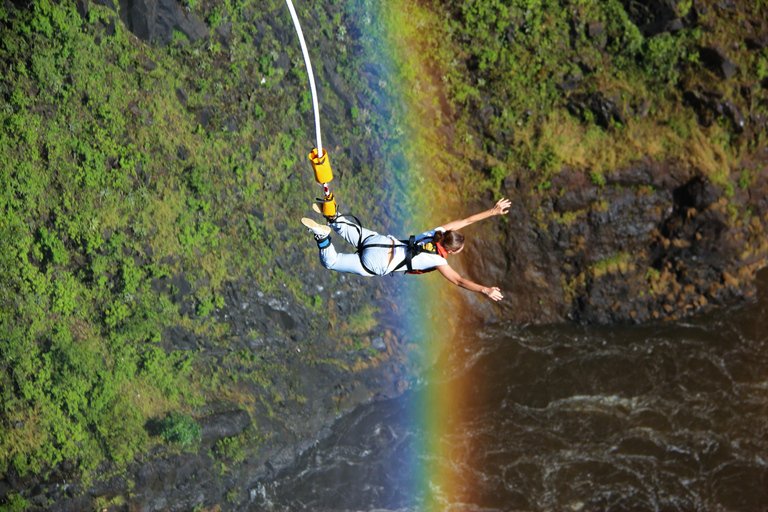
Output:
[214, 434, 247, 463]
[590, 172, 606, 187]
[0, 492, 28, 512]
[159, 412, 201, 446]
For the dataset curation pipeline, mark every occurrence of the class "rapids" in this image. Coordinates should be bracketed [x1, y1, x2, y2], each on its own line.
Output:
[254, 270, 768, 511]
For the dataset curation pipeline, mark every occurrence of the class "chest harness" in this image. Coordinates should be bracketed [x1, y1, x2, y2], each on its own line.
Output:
[333, 214, 448, 276]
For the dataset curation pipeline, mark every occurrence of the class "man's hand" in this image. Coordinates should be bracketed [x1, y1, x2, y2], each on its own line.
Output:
[483, 286, 504, 301]
[491, 198, 511, 216]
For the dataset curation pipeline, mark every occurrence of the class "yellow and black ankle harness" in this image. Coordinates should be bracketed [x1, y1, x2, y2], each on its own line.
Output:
[326, 214, 448, 276]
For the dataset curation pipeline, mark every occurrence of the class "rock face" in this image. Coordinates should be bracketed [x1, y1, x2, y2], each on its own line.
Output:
[462, 157, 768, 325]
[0, 273, 414, 511]
[91, 0, 208, 45]
[617, 0, 692, 36]
[698, 46, 738, 80]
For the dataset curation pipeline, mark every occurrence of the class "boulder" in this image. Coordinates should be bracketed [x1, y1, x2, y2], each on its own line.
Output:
[699, 46, 737, 80]
[618, 0, 678, 36]
[684, 90, 745, 131]
[200, 410, 251, 444]
[566, 92, 625, 128]
[90, 0, 208, 46]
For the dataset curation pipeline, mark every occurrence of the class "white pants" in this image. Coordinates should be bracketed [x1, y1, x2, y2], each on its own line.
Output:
[318, 215, 394, 276]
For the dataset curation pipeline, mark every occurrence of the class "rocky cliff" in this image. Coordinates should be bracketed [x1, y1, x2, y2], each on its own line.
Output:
[470, 155, 768, 325]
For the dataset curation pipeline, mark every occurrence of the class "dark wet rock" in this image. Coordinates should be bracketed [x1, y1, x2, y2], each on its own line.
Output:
[552, 170, 598, 212]
[672, 176, 720, 211]
[176, 144, 190, 161]
[130, 453, 213, 510]
[224, 115, 238, 133]
[466, 99, 513, 161]
[215, 20, 232, 41]
[745, 35, 768, 50]
[371, 336, 386, 352]
[556, 73, 583, 92]
[276, 51, 291, 72]
[89, 0, 208, 46]
[749, 166, 768, 218]
[322, 57, 352, 111]
[717, 99, 746, 131]
[567, 92, 625, 128]
[196, 106, 212, 128]
[200, 410, 251, 444]
[665, 18, 684, 32]
[713, 0, 736, 12]
[618, 0, 678, 36]
[151, 272, 192, 302]
[572, 53, 599, 74]
[91, 0, 114, 10]
[175, 86, 188, 107]
[75, 0, 88, 18]
[49, 494, 93, 512]
[161, 325, 199, 352]
[604, 157, 693, 190]
[699, 46, 737, 80]
[103, 15, 116, 37]
[87, 473, 128, 499]
[684, 90, 745, 131]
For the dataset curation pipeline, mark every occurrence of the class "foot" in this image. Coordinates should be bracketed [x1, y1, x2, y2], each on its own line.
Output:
[301, 217, 331, 240]
[312, 202, 337, 222]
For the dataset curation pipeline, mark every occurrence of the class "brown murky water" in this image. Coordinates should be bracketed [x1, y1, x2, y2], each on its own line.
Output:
[253, 269, 768, 511]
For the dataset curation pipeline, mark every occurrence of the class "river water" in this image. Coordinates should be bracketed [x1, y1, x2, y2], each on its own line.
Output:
[254, 270, 768, 512]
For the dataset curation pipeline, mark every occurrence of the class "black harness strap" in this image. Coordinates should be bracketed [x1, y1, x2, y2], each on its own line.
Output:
[390, 235, 420, 273]
[329, 214, 384, 275]
[330, 213, 441, 276]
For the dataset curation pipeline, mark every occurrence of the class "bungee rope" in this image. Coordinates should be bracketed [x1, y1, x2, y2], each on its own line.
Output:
[284, 0, 337, 217]
[284, 0, 322, 156]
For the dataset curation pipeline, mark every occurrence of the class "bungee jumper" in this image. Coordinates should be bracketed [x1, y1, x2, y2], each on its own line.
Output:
[283, 0, 509, 301]
[301, 198, 511, 301]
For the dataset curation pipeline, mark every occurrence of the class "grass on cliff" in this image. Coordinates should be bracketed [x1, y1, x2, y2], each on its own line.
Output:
[0, 0, 404, 483]
[383, 0, 764, 209]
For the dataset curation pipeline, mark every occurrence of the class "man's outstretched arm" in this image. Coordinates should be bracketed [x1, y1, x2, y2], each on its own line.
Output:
[436, 264, 504, 301]
[439, 198, 511, 232]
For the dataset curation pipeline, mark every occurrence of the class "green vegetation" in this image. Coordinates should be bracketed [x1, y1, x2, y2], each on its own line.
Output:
[213, 426, 261, 465]
[0, 0, 405, 486]
[590, 252, 633, 278]
[159, 412, 202, 446]
[1, 0, 445, 493]
[382, 0, 761, 216]
[0, 492, 28, 512]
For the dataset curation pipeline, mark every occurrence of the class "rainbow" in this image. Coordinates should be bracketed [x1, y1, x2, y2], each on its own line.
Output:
[291, 0, 479, 505]
[355, 0, 472, 508]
